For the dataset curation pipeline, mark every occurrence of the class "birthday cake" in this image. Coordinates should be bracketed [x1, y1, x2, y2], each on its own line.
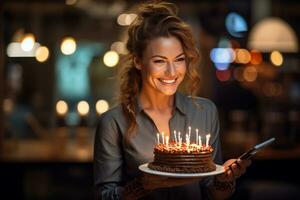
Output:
[148, 141, 216, 173]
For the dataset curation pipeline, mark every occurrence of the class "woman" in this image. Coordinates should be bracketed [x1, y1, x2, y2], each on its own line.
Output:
[94, 1, 251, 199]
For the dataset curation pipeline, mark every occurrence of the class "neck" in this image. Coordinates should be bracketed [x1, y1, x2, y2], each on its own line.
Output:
[139, 88, 175, 112]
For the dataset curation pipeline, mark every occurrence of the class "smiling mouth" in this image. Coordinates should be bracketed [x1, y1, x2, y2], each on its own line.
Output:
[158, 78, 177, 84]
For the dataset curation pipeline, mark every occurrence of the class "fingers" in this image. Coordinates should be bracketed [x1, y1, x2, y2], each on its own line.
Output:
[218, 158, 252, 182]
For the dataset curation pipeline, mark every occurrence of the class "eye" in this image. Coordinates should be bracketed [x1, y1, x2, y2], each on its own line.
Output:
[175, 57, 186, 62]
[153, 59, 165, 64]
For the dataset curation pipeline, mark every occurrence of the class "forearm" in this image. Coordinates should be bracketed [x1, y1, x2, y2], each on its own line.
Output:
[207, 178, 235, 200]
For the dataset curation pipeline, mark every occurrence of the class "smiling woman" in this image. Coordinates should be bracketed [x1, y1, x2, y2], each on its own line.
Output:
[94, 1, 251, 200]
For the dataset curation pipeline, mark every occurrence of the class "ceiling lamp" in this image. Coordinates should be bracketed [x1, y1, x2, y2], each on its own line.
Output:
[248, 17, 298, 53]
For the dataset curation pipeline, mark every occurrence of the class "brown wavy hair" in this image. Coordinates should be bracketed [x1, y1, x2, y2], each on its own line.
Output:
[118, 1, 201, 143]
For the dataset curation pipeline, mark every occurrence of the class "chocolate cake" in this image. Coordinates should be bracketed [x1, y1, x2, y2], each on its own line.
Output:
[148, 141, 216, 173]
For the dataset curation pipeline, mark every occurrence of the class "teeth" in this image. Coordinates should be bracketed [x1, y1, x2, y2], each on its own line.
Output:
[161, 79, 176, 84]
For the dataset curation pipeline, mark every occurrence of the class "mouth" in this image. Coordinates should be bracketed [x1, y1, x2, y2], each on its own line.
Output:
[158, 78, 177, 85]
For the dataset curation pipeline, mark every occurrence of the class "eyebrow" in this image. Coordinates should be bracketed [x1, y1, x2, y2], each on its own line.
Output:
[150, 53, 185, 59]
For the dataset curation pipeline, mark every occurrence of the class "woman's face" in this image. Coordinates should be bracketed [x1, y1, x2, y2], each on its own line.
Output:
[137, 36, 187, 96]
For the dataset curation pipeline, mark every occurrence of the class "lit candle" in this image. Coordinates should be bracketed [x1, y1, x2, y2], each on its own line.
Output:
[157, 133, 160, 144]
[196, 128, 199, 145]
[174, 130, 177, 143]
[206, 134, 211, 147]
[199, 135, 202, 147]
[162, 132, 165, 145]
[178, 131, 182, 147]
[188, 126, 191, 139]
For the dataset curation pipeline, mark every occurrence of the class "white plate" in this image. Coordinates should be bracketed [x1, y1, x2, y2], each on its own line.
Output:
[138, 163, 225, 178]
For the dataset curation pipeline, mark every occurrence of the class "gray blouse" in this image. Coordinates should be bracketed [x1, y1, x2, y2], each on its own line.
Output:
[94, 92, 223, 200]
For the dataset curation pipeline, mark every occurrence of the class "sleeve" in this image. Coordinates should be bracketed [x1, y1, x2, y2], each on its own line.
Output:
[200, 101, 223, 198]
[94, 113, 124, 200]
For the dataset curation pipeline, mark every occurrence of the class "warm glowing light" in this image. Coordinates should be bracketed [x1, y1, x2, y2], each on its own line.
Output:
[77, 101, 89, 116]
[235, 49, 251, 64]
[248, 17, 298, 53]
[250, 50, 262, 65]
[243, 66, 258, 82]
[270, 51, 283, 66]
[216, 69, 231, 82]
[103, 50, 119, 67]
[56, 100, 68, 116]
[111, 41, 127, 55]
[21, 33, 35, 52]
[7, 42, 40, 57]
[125, 14, 137, 25]
[35, 46, 49, 62]
[117, 13, 137, 26]
[96, 100, 109, 115]
[61, 37, 76, 55]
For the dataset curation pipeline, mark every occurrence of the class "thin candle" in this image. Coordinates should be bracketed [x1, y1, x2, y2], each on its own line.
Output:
[188, 126, 191, 138]
[196, 129, 199, 145]
[174, 130, 177, 143]
[206, 134, 211, 147]
[199, 135, 202, 147]
[162, 132, 165, 145]
[157, 133, 160, 144]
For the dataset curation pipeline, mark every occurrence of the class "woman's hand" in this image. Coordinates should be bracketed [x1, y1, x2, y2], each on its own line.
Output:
[217, 158, 252, 182]
[140, 173, 203, 190]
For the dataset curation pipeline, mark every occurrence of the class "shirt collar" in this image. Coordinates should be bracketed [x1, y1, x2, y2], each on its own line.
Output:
[135, 92, 187, 115]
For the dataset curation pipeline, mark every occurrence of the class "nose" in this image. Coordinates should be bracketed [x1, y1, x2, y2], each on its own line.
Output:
[165, 62, 176, 76]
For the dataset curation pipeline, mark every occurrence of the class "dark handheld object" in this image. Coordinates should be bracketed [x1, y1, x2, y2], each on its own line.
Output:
[238, 138, 276, 160]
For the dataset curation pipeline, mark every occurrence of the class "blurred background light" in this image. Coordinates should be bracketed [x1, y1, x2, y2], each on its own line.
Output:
[216, 69, 231, 82]
[21, 33, 35, 52]
[243, 66, 258, 82]
[117, 13, 137, 26]
[103, 50, 119, 67]
[270, 50, 284, 66]
[225, 12, 248, 38]
[235, 49, 251, 64]
[111, 41, 127, 55]
[35, 46, 50, 62]
[61, 37, 77, 55]
[77, 101, 90, 116]
[250, 50, 263, 65]
[248, 17, 298, 52]
[210, 48, 235, 70]
[56, 100, 68, 116]
[96, 99, 109, 115]
[7, 42, 41, 57]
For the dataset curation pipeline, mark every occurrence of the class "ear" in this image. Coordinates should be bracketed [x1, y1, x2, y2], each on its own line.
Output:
[133, 56, 142, 70]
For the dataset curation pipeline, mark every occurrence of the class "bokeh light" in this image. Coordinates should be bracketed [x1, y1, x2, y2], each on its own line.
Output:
[216, 69, 231, 82]
[21, 33, 35, 52]
[210, 48, 235, 70]
[35, 46, 50, 62]
[226, 12, 248, 38]
[111, 41, 127, 55]
[250, 50, 262, 65]
[103, 50, 119, 67]
[77, 101, 90, 116]
[233, 67, 244, 82]
[270, 50, 283, 66]
[243, 66, 258, 82]
[96, 100, 109, 115]
[56, 100, 68, 116]
[235, 49, 251, 64]
[61, 37, 76, 55]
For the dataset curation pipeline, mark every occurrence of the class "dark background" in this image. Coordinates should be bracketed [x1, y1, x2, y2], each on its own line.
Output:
[1, 0, 300, 199]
